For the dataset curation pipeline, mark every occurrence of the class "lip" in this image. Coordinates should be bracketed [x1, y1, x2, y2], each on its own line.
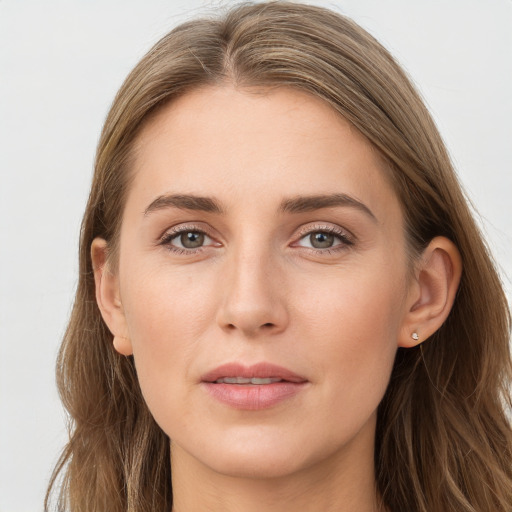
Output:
[201, 362, 307, 383]
[201, 362, 308, 410]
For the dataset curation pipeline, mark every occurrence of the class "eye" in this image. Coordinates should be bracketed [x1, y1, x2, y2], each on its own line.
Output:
[294, 226, 354, 251]
[176, 231, 207, 249]
[304, 232, 338, 249]
[160, 227, 217, 252]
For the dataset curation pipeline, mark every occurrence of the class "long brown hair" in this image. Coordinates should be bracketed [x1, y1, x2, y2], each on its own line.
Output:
[46, 2, 512, 511]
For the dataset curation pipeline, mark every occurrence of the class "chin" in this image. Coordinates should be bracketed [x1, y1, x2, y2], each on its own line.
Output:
[205, 448, 307, 480]
[183, 426, 337, 481]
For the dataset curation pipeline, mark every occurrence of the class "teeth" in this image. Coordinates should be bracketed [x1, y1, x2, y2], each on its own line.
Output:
[215, 377, 283, 384]
[220, 377, 251, 384]
[251, 377, 282, 384]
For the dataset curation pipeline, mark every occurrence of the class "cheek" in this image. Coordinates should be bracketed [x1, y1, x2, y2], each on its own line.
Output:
[119, 263, 221, 412]
[298, 265, 404, 407]
[122, 261, 220, 339]
[299, 261, 405, 346]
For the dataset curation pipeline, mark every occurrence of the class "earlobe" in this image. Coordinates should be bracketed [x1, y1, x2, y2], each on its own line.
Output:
[113, 335, 133, 356]
[398, 236, 462, 348]
[91, 238, 133, 356]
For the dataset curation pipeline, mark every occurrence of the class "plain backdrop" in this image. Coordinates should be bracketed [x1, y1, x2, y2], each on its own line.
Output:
[1, 1, 511, 510]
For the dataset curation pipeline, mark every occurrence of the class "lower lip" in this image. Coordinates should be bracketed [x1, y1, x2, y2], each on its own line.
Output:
[202, 382, 307, 410]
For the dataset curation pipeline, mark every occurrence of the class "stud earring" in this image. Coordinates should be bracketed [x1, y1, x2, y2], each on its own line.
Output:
[411, 332, 419, 341]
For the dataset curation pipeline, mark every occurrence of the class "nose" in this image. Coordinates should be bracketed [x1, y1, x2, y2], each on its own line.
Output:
[216, 246, 289, 338]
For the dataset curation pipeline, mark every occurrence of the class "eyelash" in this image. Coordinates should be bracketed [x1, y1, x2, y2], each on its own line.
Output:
[159, 224, 355, 255]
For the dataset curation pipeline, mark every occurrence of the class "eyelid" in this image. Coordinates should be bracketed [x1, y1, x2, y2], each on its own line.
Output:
[159, 222, 213, 239]
[295, 223, 354, 241]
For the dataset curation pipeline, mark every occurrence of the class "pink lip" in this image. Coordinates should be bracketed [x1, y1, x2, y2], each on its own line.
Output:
[201, 362, 308, 410]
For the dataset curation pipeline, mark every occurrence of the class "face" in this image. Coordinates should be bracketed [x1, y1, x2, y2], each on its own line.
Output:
[107, 86, 413, 479]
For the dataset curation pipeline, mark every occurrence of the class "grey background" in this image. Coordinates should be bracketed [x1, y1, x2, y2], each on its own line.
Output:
[1, 1, 511, 510]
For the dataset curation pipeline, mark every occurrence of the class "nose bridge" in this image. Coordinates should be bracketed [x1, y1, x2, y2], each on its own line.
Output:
[217, 236, 288, 336]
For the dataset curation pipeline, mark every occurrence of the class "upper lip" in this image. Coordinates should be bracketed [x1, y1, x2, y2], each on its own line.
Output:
[201, 362, 308, 383]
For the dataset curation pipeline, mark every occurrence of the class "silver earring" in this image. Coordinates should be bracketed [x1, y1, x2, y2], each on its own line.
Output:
[412, 332, 419, 341]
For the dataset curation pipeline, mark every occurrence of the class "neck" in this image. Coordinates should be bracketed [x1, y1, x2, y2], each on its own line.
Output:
[170, 416, 383, 512]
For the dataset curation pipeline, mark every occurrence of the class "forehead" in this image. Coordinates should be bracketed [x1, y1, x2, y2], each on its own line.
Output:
[127, 85, 400, 221]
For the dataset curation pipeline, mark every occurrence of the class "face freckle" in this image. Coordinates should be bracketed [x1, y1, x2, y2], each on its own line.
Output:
[116, 85, 410, 480]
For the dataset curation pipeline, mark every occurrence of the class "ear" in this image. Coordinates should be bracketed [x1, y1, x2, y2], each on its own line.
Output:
[91, 238, 133, 356]
[398, 236, 462, 348]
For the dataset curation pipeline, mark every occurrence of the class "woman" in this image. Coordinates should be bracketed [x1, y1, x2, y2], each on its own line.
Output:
[45, 2, 512, 511]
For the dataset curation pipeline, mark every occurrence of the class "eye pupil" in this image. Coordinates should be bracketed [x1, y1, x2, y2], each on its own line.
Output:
[180, 231, 204, 248]
[310, 232, 334, 248]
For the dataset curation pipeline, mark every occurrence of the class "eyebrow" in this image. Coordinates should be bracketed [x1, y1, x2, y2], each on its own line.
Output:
[144, 194, 224, 215]
[144, 192, 376, 221]
[279, 193, 376, 221]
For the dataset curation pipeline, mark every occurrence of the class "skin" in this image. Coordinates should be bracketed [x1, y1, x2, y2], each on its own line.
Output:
[93, 86, 461, 512]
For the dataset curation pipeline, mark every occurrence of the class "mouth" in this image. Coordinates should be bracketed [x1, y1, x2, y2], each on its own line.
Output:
[201, 362, 308, 384]
[213, 377, 284, 384]
[201, 362, 308, 410]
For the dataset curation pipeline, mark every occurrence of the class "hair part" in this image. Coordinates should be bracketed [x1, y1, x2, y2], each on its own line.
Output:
[46, 2, 511, 511]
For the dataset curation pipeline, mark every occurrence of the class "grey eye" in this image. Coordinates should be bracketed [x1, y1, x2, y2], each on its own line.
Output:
[295, 228, 350, 251]
[309, 232, 335, 248]
[180, 231, 205, 248]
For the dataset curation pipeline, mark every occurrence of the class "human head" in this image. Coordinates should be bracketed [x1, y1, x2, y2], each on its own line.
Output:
[47, 2, 511, 511]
